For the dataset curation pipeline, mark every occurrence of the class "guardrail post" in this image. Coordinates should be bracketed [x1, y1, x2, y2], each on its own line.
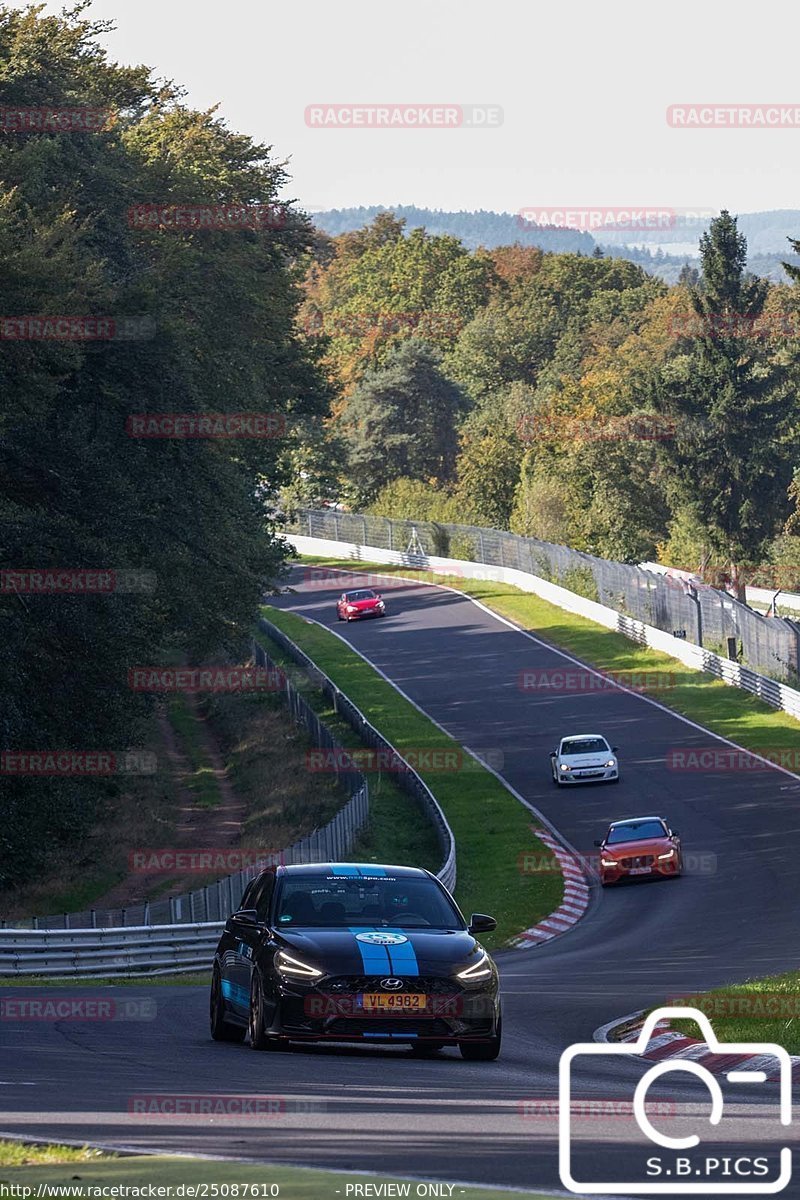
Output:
[203, 886, 209, 922]
[143, 901, 150, 927]
[169, 897, 177, 923]
[122, 908, 127, 927]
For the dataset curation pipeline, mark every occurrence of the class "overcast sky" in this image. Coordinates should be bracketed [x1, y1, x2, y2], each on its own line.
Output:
[30, 0, 800, 216]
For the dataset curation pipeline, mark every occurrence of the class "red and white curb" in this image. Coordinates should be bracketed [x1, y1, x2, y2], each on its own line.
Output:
[510, 828, 591, 949]
[599, 1010, 800, 1084]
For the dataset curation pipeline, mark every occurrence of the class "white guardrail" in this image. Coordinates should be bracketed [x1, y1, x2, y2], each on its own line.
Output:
[288, 534, 800, 722]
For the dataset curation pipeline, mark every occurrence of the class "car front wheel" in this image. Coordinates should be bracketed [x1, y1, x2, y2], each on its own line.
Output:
[459, 1016, 502, 1062]
[249, 973, 278, 1051]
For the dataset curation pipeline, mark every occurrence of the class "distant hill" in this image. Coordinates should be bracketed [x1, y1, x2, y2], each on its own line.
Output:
[309, 205, 595, 255]
[308, 205, 800, 282]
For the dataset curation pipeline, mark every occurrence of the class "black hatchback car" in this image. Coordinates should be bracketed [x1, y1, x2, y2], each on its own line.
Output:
[210, 862, 502, 1060]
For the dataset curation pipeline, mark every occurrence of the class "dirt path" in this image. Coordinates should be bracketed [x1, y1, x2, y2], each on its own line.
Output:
[91, 698, 246, 910]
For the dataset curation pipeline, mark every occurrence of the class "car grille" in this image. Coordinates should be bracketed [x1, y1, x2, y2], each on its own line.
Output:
[620, 855, 655, 868]
[326, 1017, 453, 1037]
[321, 976, 462, 995]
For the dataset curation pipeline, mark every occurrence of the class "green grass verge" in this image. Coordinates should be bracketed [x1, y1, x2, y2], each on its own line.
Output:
[652, 969, 800, 1055]
[298, 556, 800, 762]
[260, 606, 562, 949]
[253, 631, 442, 872]
[0, 1149, 558, 1200]
[0, 1142, 111, 1166]
[166, 695, 222, 808]
[0, 974, 210, 987]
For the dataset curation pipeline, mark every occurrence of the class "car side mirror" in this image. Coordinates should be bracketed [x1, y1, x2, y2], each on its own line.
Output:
[671, 829, 679, 837]
[375, 593, 382, 599]
[468, 913, 497, 935]
[593, 839, 603, 847]
[550, 750, 557, 757]
[612, 746, 619, 753]
[232, 908, 260, 926]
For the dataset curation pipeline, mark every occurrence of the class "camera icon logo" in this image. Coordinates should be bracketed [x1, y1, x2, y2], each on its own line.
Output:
[559, 1006, 792, 1194]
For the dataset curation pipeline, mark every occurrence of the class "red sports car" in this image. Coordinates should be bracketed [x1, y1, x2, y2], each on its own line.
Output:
[594, 815, 682, 886]
[336, 588, 386, 622]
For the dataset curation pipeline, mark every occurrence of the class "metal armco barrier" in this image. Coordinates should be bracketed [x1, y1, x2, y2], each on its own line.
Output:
[256, 618, 457, 893]
[0, 923, 222, 978]
[286, 527, 800, 725]
[1, 626, 457, 977]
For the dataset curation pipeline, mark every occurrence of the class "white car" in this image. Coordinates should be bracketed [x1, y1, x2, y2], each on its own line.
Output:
[550, 733, 619, 786]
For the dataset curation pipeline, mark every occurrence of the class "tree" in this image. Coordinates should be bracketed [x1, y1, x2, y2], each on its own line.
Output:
[0, 4, 328, 886]
[650, 212, 794, 597]
[342, 339, 466, 505]
[299, 214, 496, 393]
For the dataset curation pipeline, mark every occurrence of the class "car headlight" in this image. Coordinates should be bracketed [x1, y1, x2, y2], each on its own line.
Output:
[657, 849, 675, 860]
[377, 601, 385, 608]
[276, 950, 324, 979]
[346, 605, 356, 612]
[605, 759, 616, 768]
[559, 763, 571, 772]
[456, 952, 493, 981]
[600, 857, 617, 867]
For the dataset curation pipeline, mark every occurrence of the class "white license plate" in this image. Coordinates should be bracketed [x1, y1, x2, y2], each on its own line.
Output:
[629, 867, 652, 875]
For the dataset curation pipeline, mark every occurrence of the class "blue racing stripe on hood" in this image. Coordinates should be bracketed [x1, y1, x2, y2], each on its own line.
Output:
[349, 927, 391, 972]
[383, 929, 419, 975]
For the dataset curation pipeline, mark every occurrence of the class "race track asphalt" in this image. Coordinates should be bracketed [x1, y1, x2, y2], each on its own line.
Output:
[2, 566, 799, 1198]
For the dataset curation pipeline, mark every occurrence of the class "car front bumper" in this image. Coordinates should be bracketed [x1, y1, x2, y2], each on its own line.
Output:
[558, 766, 618, 783]
[601, 857, 680, 883]
[269, 975, 499, 1044]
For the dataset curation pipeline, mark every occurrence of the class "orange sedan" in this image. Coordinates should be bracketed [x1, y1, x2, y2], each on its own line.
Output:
[594, 816, 683, 887]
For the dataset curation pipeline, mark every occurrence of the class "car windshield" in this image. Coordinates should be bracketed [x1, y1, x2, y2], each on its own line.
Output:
[346, 590, 376, 602]
[561, 737, 608, 756]
[607, 820, 666, 845]
[273, 873, 465, 929]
